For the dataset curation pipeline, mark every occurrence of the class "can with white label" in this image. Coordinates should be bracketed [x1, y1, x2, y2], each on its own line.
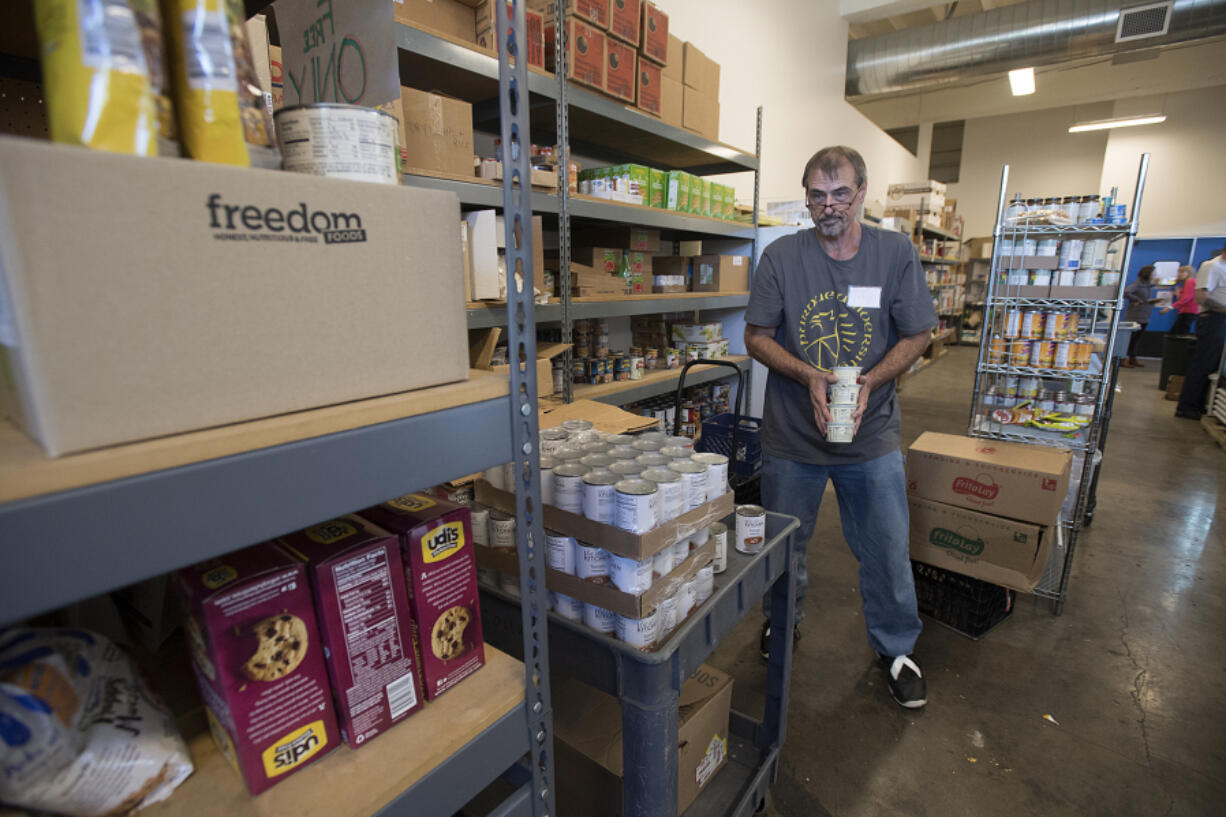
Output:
[581, 440, 611, 455]
[634, 431, 666, 444]
[632, 438, 664, 453]
[691, 452, 729, 501]
[554, 444, 585, 463]
[671, 537, 691, 569]
[710, 522, 728, 572]
[540, 427, 570, 457]
[583, 469, 619, 524]
[659, 445, 691, 461]
[668, 460, 709, 512]
[735, 505, 767, 555]
[653, 547, 675, 579]
[552, 463, 587, 513]
[610, 460, 647, 479]
[575, 543, 610, 583]
[562, 419, 594, 434]
[641, 467, 684, 524]
[583, 603, 616, 634]
[610, 552, 653, 594]
[550, 592, 583, 621]
[635, 452, 671, 469]
[695, 562, 715, 603]
[1037, 238, 1059, 256]
[665, 435, 694, 450]
[470, 507, 490, 547]
[679, 577, 697, 619]
[657, 585, 680, 638]
[1058, 239, 1083, 269]
[275, 104, 400, 185]
[546, 532, 577, 574]
[615, 610, 658, 650]
[490, 512, 517, 553]
[580, 453, 614, 471]
[539, 455, 556, 506]
[608, 445, 639, 461]
[614, 479, 659, 534]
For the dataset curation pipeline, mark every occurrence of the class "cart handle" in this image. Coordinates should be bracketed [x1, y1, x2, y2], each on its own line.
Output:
[671, 359, 745, 472]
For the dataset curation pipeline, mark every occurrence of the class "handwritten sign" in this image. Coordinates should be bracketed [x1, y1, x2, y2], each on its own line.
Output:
[274, 0, 398, 114]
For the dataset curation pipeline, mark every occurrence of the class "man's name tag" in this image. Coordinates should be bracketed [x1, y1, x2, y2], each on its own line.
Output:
[847, 286, 881, 309]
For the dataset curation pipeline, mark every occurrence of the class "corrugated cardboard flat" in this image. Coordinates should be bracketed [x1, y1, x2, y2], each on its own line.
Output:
[908, 495, 1052, 592]
[539, 398, 658, 434]
[0, 137, 468, 456]
[393, 0, 478, 44]
[905, 432, 1071, 526]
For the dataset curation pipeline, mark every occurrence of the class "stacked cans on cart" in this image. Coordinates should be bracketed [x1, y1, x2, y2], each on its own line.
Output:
[997, 237, 1122, 289]
[988, 308, 1095, 372]
[473, 419, 738, 652]
[825, 366, 861, 444]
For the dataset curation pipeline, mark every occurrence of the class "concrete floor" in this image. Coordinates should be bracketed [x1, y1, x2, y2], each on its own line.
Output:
[707, 346, 1226, 817]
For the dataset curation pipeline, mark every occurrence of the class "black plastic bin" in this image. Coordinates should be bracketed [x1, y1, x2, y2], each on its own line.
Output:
[911, 560, 1014, 640]
[1160, 334, 1197, 390]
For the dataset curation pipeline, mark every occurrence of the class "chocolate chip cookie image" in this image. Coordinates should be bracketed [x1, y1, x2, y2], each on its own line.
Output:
[431, 606, 471, 661]
[241, 613, 309, 681]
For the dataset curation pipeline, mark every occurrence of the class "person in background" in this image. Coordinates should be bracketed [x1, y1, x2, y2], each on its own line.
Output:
[1197, 246, 1225, 282]
[1160, 264, 1199, 336]
[744, 145, 936, 709]
[1176, 252, 1226, 419]
[1122, 265, 1158, 368]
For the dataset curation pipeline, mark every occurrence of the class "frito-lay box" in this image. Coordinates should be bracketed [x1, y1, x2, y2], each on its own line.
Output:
[361, 494, 485, 699]
[276, 515, 424, 748]
[174, 544, 338, 794]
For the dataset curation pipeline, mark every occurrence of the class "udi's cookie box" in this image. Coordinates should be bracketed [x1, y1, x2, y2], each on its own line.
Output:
[361, 495, 485, 699]
[174, 544, 339, 795]
[276, 515, 424, 749]
[905, 432, 1072, 526]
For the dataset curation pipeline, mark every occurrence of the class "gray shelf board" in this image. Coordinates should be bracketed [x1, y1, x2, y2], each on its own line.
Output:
[970, 425, 1094, 451]
[978, 363, 1106, 380]
[999, 223, 1133, 237]
[0, 398, 513, 626]
[379, 705, 530, 817]
[569, 198, 752, 235]
[919, 223, 961, 241]
[579, 356, 752, 405]
[468, 294, 750, 328]
[402, 173, 560, 214]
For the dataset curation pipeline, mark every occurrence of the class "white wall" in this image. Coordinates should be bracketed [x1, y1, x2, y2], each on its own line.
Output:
[1100, 87, 1226, 238]
[663, 0, 925, 208]
[944, 102, 1112, 240]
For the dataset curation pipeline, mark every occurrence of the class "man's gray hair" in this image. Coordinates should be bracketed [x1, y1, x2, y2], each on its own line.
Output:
[802, 146, 867, 190]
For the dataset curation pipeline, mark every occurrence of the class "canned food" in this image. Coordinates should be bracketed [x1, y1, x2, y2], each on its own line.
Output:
[665, 435, 695, 449]
[632, 438, 665, 453]
[1054, 393, 1075, 413]
[554, 444, 585, 462]
[635, 452, 670, 469]
[695, 563, 715, 604]
[1030, 340, 1055, 368]
[641, 467, 684, 523]
[581, 452, 615, 472]
[546, 532, 577, 574]
[664, 348, 680, 368]
[540, 427, 571, 456]
[470, 507, 490, 546]
[1020, 238, 1038, 256]
[1037, 391, 1057, 412]
[582, 469, 619, 524]
[609, 553, 654, 594]
[659, 445, 691, 460]
[581, 440, 611, 454]
[691, 452, 729, 500]
[1100, 270, 1121, 287]
[490, 512, 516, 553]
[552, 462, 587, 513]
[576, 543, 610, 583]
[826, 422, 854, 443]
[1008, 339, 1032, 365]
[551, 592, 583, 621]
[1004, 309, 1022, 338]
[989, 335, 1006, 363]
[668, 460, 709, 511]
[1031, 269, 1052, 287]
[608, 445, 639, 461]
[615, 610, 658, 651]
[653, 548, 676, 579]
[1037, 238, 1059, 256]
[1074, 269, 1098, 287]
[735, 505, 767, 554]
[583, 603, 616, 634]
[562, 419, 593, 434]
[644, 348, 659, 368]
[1058, 239, 1084, 269]
[1073, 339, 1093, 370]
[657, 585, 680, 636]
[539, 456, 556, 506]
[679, 577, 697, 619]
[614, 479, 659, 534]
[1043, 311, 1065, 340]
[1081, 239, 1108, 269]
[1053, 340, 1072, 370]
[1022, 310, 1044, 339]
[610, 460, 646, 479]
[275, 104, 400, 185]
[1066, 311, 1080, 337]
[1074, 396, 1095, 417]
[1019, 376, 1041, 399]
[1054, 269, 1075, 287]
[670, 538, 690, 569]
[710, 522, 728, 573]
[629, 356, 645, 380]
[1002, 375, 1020, 397]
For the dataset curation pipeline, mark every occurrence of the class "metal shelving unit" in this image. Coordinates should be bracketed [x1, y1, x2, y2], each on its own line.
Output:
[480, 512, 800, 817]
[0, 4, 554, 816]
[968, 155, 1150, 614]
[468, 293, 751, 329]
[573, 356, 753, 405]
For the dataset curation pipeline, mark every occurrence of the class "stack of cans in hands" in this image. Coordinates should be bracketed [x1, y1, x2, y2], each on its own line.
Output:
[826, 366, 861, 444]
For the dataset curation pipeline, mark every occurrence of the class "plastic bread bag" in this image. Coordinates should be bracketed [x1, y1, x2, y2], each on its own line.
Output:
[161, 0, 275, 165]
[0, 627, 193, 817]
[34, 0, 159, 155]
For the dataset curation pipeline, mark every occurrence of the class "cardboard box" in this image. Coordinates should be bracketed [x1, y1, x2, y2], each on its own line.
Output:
[682, 87, 718, 140]
[906, 432, 1072, 526]
[476, 5, 545, 68]
[541, 0, 611, 28]
[268, 44, 283, 109]
[360, 495, 485, 700]
[554, 666, 732, 816]
[660, 75, 683, 128]
[908, 496, 1053, 592]
[575, 226, 661, 252]
[480, 340, 569, 397]
[682, 42, 717, 94]
[605, 38, 637, 103]
[639, 1, 668, 64]
[465, 211, 547, 299]
[1165, 374, 1185, 401]
[652, 255, 689, 288]
[636, 56, 662, 116]
[662, 33, 683, 81]
[546, 18, 606, 89]
[398, 87, 474, 177]
[174, 544, 339, 794]
[692, 255, 748, 292]
[677, 240, 702, 256]
[653, 275, 686, 293]
[625, 251, 652, 293]
[477, 479, 734, 561]
[0, 137, 469, 456]
[394, 0, 478, 44]
[608, 0, 641, 44]
[276, 515, 425, 747]
[474, 158, 559, 189]
[573, 246, 625, 275]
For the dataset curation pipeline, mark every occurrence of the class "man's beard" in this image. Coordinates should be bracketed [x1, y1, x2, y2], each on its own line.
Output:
[816, 211, 848, 238]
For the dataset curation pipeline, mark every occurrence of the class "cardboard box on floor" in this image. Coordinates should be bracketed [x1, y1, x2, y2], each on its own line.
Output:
[691, 255, 748, 292]
[553, 666, 732, 816]
[905, 432, 1071, 526]
[394, 0, 479, 44]
[908, 496, 1053, 592]
[398, 87, 473, 177]
[0, 137, 469, 456]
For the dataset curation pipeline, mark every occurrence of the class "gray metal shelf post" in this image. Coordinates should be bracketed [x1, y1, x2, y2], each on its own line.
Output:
[497, 1, 555, 813]
[555, 0, 573, 404]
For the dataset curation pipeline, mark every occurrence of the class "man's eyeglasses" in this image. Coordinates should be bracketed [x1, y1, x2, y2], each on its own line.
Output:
[806, 185, 860, 209]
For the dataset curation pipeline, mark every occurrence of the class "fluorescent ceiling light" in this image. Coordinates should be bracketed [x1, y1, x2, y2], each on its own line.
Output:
[1068, 114, 1167, 133]
[1008, 67, 1035, 96]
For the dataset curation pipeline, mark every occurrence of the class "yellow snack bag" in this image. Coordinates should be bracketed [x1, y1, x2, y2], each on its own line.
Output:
[35, 0, 159, 155]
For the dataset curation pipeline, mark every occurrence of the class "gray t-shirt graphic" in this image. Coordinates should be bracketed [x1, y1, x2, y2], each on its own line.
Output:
[746, 226, 938, 465]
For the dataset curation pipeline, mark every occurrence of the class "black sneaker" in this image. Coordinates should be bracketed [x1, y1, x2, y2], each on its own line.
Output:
[759, 620, 802, 660]
[879, 654, 927, 709]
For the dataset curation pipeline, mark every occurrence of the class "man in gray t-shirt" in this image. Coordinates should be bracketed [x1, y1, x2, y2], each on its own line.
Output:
[745, 146, 937, 709]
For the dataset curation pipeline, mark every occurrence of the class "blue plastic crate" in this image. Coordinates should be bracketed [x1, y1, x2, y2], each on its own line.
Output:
[696, 413, 763, 479]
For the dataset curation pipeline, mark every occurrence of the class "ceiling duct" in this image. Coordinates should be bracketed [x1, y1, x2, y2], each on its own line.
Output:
[846, 0, 1226, 97]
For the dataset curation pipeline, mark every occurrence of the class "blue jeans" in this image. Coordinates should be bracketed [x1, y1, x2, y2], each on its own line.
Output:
[762, 449, 922, 658]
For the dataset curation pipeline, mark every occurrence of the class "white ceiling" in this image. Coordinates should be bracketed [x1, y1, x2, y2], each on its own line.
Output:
[842, 0, 1031, 39]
